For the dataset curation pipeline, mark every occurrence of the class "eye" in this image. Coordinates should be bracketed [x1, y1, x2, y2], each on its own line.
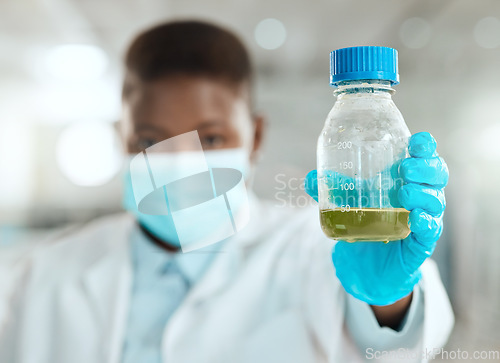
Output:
[136, 137, 158, 151]
[200, 135, 225, 149]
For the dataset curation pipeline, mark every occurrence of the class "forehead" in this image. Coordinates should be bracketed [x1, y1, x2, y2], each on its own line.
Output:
[124, 75, 249, 132]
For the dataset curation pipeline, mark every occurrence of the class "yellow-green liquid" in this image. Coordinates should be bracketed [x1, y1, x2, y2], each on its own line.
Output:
[320, 208, 410, 243]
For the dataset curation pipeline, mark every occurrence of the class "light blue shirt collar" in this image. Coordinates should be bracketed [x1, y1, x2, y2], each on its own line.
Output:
[131, 224, 223, 286]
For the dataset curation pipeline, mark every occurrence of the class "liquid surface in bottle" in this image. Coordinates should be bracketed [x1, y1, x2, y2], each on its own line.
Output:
[320, 208, 410, 242]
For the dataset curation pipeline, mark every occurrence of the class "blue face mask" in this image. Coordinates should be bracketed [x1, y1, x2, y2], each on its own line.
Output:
[122, 148, 251, 248]
[122, 170, 181, 245]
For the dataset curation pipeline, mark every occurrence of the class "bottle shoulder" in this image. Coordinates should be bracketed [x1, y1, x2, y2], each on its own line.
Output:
[327, 96, 406, 126]
[320, 96, 410, 144]
[329, 95, 400, 116]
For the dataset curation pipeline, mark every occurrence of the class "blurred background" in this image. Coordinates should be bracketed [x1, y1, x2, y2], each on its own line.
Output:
[1, 0, 499, 359]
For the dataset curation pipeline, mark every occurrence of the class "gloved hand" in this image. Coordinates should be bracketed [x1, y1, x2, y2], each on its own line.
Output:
[305, 132, 449, 305]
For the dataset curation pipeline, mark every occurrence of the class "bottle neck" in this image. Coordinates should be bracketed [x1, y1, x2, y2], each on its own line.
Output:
[334, 80, 395, 99]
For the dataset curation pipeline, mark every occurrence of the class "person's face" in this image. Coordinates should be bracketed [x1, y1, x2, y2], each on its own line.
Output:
[121, 75, 264, 159]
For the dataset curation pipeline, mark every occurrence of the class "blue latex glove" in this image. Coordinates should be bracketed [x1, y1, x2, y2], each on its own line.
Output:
[305, 132, 449, 305]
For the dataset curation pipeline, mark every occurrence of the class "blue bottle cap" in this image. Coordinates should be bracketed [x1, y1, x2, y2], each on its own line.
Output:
[330, 46, 399, 86]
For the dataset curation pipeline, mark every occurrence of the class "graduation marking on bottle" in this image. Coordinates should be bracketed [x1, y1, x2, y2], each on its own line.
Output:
[337, 141, 352, 149]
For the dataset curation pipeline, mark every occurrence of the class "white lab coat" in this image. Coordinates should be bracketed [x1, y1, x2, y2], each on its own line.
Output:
[0, 197, 453, 363]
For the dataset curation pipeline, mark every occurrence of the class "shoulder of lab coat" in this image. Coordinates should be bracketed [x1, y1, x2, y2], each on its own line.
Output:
[10, 213, 134, 290]
[0, 213, 135, 363]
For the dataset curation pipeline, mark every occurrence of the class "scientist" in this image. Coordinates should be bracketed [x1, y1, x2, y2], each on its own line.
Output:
[0, 20, 453, 363]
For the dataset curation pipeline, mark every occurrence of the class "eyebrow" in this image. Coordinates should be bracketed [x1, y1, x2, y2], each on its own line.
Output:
[133, 120, 224, 134]
[134, 124, 162, 133]
[196, 120, 225, 129]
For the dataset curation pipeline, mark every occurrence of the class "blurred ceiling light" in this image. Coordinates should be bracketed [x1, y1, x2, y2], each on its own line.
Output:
[56, 123, 123, 186]
[254, 18, 287, 50]
[45, 44, 108, 82]
[473, 17, 500, 49]
[37, 80, 120, 124]
[399, 17, 432, 49]
[477, 124, 500, 161]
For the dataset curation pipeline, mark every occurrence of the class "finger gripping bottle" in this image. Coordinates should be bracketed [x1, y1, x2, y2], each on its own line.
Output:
[317, 46, 411, 243]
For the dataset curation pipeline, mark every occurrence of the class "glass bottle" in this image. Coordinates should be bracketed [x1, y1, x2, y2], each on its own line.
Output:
[317, 46, 411, 242]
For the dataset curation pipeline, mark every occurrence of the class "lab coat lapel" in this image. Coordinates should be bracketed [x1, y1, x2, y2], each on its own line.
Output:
[162, 195, 263, 362]
[182, 191, 262, 305]
[162, 243, 241, 362]
[187, 242, 241, 304]
[80, 218, 134, 363]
